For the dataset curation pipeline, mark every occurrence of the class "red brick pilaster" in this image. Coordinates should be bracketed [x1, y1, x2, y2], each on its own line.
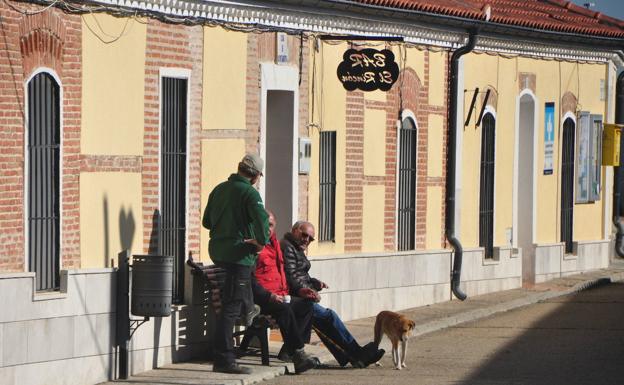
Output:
[143, 20, 200, 256]
[344, 91, 364, 252]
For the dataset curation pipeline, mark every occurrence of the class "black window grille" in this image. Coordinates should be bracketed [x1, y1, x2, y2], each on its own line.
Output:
[319, 131, 336, 242]
[27, 72, 61, 291]
[161, 77, 187, 302]
[479, 113, 495, 259]
[398, 117, 417, 251]
[561, 118, 575, 254]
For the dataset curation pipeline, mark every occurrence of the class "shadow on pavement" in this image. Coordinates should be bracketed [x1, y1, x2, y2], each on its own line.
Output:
[458, 282, 624, 385]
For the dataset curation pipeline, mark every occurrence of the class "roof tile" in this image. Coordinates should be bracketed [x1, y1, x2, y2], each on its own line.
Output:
[346, 0, 624, 38]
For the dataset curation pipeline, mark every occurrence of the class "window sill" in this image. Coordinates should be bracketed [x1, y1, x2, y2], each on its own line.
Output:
[482, 258, 500, 266]
[33, 290, 67, 302]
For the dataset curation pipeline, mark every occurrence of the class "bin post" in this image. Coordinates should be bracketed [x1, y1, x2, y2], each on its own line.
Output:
[116, 249, 130, 380]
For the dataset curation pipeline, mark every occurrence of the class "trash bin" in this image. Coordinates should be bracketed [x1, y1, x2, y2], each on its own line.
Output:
[131, 255, 173, 317]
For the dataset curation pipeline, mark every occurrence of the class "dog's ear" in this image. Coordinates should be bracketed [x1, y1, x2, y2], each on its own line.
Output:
[409, 320, 415, 330]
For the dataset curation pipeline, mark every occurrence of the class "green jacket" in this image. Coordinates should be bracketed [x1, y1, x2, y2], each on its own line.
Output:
[202, 174, 270, 266]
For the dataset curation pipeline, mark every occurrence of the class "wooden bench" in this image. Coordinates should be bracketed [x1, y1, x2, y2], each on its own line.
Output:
[187, 257, 277, 366]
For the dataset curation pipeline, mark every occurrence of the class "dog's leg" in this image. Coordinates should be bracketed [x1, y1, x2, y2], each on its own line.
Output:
[400, 339, 407, 368]
[392, 341, 401, 370]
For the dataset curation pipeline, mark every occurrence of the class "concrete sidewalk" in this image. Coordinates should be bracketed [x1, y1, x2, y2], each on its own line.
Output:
[101, 261, 624, 385]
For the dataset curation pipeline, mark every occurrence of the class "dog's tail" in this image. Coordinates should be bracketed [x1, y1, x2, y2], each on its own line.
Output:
[373, 312, 383, 347]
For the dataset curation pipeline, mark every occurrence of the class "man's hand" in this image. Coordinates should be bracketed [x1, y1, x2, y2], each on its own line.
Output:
[312, 278, 329, 291]
[298, 287, 321, 302]
[244, 238, 264, 252]
[269, 293, 284, 303]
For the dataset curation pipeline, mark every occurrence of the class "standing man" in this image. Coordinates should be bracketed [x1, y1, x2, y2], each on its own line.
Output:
[281, 221, 385, 368]
[202, 153, 270, 375]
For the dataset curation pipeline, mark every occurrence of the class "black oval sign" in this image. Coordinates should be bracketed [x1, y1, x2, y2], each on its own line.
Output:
[337, 48, 399, 92]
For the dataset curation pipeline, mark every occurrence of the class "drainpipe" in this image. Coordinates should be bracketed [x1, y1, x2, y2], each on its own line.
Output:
[446, 30, 478, 301]
[613, 72, 624, 257]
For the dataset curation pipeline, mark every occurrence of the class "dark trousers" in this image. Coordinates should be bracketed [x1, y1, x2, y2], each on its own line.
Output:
[260, 297, 313, 354]
[213, 262, 253, 366]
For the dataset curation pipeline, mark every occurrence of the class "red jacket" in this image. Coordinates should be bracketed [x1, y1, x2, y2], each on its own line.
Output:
[255, 233, 289, 296]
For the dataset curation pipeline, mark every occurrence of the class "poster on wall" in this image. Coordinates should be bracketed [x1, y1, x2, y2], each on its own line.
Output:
[576, 111, 591, 203]
[336, 48, 399, 91]
[543, 102, 555, 175]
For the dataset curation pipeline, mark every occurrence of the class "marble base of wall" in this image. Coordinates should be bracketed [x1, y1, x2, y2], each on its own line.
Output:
[534, 240, 610, 283]
[0, 269, 213, 385]
[458, 246, 522, 297]
[309, 247, 522, 322]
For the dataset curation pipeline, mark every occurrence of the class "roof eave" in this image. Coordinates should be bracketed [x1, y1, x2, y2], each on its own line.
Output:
[280, 0, 624, 50]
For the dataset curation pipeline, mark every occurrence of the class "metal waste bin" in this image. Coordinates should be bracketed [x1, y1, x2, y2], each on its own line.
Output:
[131, 255, 173, 317]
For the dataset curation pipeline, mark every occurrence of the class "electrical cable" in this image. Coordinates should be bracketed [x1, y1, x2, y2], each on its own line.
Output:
[3, 0, 59, 15]
[81, 11, 134, 44]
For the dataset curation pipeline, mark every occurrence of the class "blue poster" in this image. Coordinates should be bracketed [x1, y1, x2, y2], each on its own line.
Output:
[544, 103, 555, 175]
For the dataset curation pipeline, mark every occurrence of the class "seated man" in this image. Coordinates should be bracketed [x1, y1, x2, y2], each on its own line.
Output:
[251, 211, 318, 374]
[281, 221, 385, 368]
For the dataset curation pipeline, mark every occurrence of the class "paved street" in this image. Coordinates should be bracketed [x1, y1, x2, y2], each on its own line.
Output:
[260, 282, 624, 385]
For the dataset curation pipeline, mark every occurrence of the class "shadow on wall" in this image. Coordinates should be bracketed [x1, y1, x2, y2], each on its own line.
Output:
[104, 195, 109, 267]
[458, 282, 624, 385]
[149, 209, 161, 255]
[119, 206, 136, 252]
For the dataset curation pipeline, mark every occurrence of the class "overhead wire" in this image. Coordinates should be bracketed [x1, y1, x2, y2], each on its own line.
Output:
[3, 0, 59, 15]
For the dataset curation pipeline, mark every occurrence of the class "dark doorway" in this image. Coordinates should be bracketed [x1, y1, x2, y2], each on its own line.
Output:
[518, 95, 535, 283]
[265, 90, 294, 238]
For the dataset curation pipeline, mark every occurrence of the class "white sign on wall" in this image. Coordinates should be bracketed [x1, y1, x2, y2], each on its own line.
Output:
[276, 32, 289, 64]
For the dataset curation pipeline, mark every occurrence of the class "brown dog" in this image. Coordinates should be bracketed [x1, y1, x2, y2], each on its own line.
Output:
[373, 311, 415, 370]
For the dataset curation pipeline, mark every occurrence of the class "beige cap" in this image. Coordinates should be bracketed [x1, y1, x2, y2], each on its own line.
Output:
[240, 153, 264, 176]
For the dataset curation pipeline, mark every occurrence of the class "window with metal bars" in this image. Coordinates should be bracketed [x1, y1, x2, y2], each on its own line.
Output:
[161, 77, 187, 302]
[561, 118, 575, 254]
[319, 131, 336, 242]
[397, 117, 417, 251]
[27, 72, 61, 291]
[479, 113, 495, 259]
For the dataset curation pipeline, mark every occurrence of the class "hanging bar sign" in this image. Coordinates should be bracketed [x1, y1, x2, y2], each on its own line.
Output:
[337, 48, 399, 91]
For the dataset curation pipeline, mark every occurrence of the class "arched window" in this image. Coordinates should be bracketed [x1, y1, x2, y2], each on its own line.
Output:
[27, 72, 61, 290]
[397, 116, 417, 251]
[561, 117, 575, 254]
[479, 113, 495, 259]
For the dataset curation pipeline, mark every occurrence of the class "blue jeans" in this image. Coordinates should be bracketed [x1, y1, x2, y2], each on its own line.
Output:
[312, 303, 358, 365]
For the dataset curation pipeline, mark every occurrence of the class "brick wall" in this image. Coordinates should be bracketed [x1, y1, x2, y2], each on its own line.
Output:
[344, 90, 365, 252]
[142, 20, 203, 257]
[343, 48, 449, 252]
[0, 2, 81, 271]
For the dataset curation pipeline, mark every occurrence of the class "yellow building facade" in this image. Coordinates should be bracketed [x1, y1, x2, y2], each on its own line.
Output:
[1, 1, 622, 384]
